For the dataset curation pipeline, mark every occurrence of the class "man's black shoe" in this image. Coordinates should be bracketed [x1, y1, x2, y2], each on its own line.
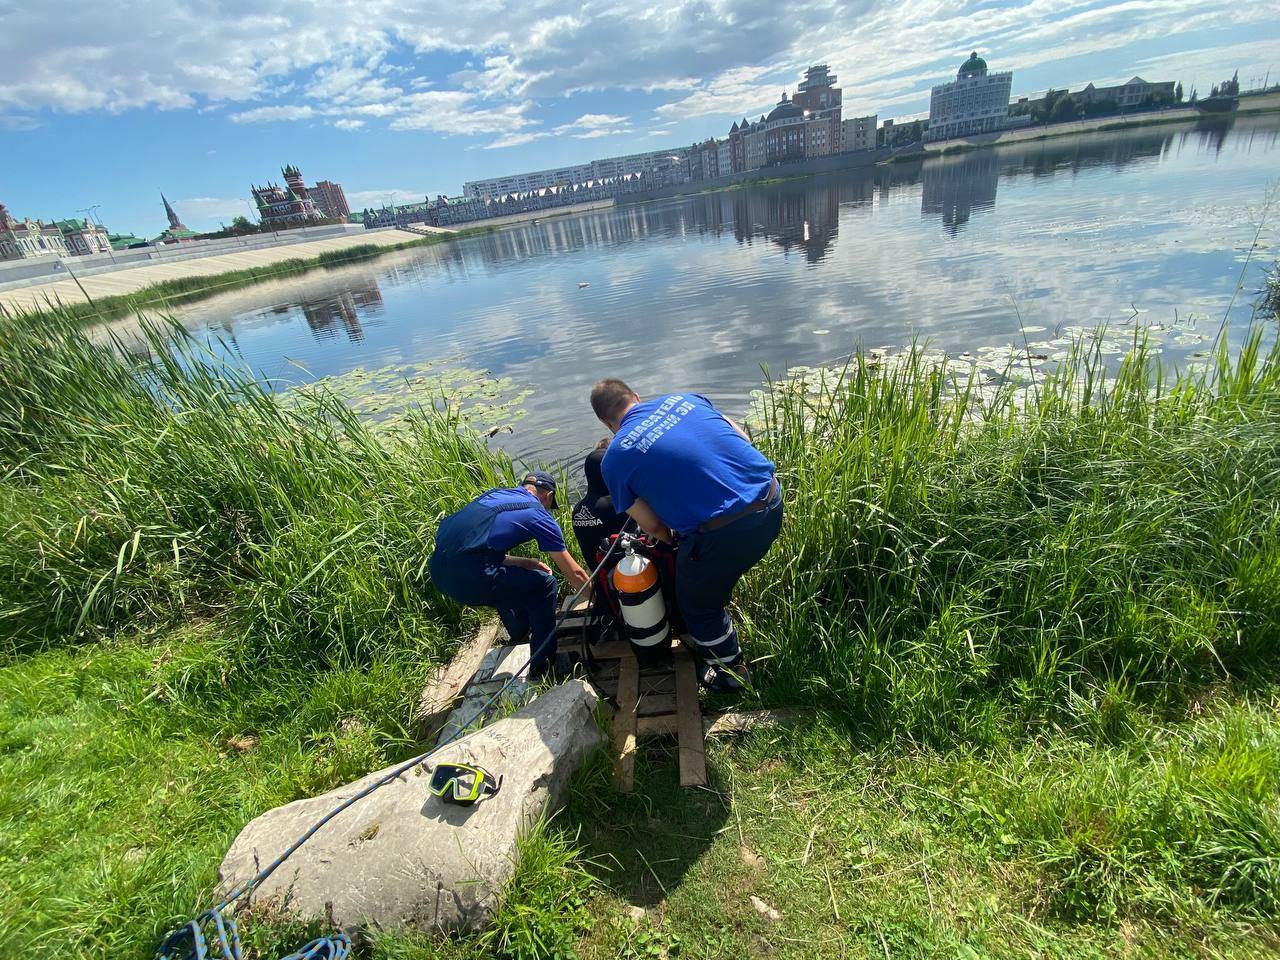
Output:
[530, 652, 581, 685]
[697, 659, 751, 694]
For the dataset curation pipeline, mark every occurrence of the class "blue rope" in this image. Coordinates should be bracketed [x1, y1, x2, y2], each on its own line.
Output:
[156, 910, 352, 960]
[155, 529, 629, 960]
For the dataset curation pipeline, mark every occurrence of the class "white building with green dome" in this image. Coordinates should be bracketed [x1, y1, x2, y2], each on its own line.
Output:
[925, 52, 1017, 143]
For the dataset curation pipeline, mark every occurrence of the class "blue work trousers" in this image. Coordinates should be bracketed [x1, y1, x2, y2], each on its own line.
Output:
[675, 490, 783, 668]
[431, 556, 559, 670]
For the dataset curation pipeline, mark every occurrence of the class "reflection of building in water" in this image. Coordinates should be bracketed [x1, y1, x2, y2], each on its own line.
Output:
[1002, 127, 1175, 181]
[920, 151, 1000, 234]
[298, 281, 384, 342]
[730, 181, 842, 262]
[1190, 117, 1235, 157]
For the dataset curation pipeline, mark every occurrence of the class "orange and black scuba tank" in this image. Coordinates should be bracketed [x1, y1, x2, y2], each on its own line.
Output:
[593, 533, 681, 664]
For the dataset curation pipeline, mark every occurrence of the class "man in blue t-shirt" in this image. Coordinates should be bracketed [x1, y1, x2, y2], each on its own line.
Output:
[429, 471, 590, 681]
[590, 379, 782, 692]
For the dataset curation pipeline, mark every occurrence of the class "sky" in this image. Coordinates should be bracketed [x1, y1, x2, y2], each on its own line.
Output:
[2, 0, 1276, 238]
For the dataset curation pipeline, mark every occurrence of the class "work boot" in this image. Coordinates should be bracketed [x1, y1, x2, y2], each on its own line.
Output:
[698, 658, 751, 694]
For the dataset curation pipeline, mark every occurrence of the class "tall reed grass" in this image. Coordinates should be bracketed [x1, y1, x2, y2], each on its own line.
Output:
[745, 328, 1280, 741]
[2, 300, 1278, 734]
[0, 307, 510, 663]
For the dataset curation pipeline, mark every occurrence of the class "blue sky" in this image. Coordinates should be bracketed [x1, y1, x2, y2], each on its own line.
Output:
[2, 0, 1276, 238]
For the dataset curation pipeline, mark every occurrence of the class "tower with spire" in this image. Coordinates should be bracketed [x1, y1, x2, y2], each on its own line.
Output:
[153, 193, 198, 244]
[161, 193, 189, 232]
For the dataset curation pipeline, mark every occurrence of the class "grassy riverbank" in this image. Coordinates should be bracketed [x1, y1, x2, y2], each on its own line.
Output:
[0, 227, 492, 327]
[2, 302, 1279, 957]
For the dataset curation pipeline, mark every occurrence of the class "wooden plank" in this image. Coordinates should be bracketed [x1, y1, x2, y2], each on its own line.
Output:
[612, 653, 640, 792]
[673, 651, 707, 787]
[636, 714, 678, 736]
[705, 708, 804, 737]
[638, 672, 676, 696]
[636, 708, 807, 739]
[412, 621, 499, 738]
[636, 693, 677, 717]
[581, 635, 683, 660]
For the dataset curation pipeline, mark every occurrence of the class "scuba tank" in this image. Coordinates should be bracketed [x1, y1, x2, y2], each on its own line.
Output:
[611, 543, 671, 664]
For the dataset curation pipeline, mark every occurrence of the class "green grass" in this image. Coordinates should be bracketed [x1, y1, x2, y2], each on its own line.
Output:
[2, 227, 493, 328]
[2, 290, 1279, 957]
[0, 621, 428, 957]
[6, 627, 1277, 958]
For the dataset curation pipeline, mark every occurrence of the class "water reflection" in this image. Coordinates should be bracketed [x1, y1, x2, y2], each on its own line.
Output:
[921, 150, 1000, 234]
[160, 113, 1280, 460]
[296, 284, 384, 342]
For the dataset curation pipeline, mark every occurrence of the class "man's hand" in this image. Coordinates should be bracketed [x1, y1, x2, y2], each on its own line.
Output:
[626, 498, 673, 544]
[548, 550, 590, 591]
[503, 555, 552, 574]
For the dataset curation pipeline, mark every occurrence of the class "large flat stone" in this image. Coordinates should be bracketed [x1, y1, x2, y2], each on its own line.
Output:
[217, 680, 601, 934]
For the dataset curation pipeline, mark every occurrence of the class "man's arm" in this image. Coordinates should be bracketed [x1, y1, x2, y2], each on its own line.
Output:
[626, 498, 673, 544]
[503, 555, 551, 573]
[725, 415, 751, 441]
[547, 550, 590, 590]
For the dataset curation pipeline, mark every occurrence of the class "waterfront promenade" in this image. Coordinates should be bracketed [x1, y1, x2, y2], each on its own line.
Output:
[0, 227, 439, 313]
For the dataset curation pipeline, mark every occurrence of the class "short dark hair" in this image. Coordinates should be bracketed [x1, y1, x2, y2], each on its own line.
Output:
[590, 378, 638, 423]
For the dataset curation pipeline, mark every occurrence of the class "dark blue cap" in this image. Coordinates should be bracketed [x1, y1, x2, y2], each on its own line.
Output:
[522, 470, 558, 509]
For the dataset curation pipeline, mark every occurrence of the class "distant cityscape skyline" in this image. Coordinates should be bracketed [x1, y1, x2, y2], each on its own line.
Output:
[3, 0, 1276, 236]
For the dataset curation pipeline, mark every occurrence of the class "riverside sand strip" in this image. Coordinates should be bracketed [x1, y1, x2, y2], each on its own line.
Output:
[0, 227, 446, 313]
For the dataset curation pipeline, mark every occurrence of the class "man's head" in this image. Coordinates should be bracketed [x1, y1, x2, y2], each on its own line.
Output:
[522, 470, 558, 509]
[590, 378, 640, 433]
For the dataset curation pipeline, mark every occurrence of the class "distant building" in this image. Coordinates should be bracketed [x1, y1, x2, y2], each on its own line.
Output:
[252, 164, 324, 227]
[427, 194, 489, 226]
[716, 140, 732, 176]
[791, 64, 842, 157]
[1074, 76, 1176, 108]
[55, 218, 112, 256]
[153, 193, 200, 244]
[687, 139, 723, 181]
[463, 147, 692, 200]
[109, 233, 148, 250]
[724, 65, 845, 173]
[0, 202, 71, 260]
[841, 114, 878, 152]
[311, 180, 350, 220]
[925, 52, 1015, 143]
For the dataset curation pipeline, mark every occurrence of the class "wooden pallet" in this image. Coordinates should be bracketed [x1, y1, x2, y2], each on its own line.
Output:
[557, 605, 707, 791]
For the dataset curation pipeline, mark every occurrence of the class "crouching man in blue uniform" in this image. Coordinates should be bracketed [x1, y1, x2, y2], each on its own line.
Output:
[590, 379, 782, 693]
[430, 472, 590, 681]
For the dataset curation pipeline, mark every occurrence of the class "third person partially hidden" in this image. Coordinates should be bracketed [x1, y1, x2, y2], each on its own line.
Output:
[589, 379, 782, 693]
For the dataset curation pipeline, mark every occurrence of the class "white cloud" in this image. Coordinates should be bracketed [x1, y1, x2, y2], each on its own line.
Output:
[485, 131, 551, 150]
[551, 113, 634, 139]
[333, 118, 366, 130]
[390, 94, 536, 134]
[231, 104, 317, 123]
[0, 114, 42, 131]
[0, 0, 1275, 147]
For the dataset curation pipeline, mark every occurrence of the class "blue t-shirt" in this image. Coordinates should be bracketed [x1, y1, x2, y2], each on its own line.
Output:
[478, 488, 566, 555]
[601, 393, 775, 535]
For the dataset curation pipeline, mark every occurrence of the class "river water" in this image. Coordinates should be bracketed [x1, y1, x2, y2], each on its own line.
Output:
[164, 114, 1280, 464]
